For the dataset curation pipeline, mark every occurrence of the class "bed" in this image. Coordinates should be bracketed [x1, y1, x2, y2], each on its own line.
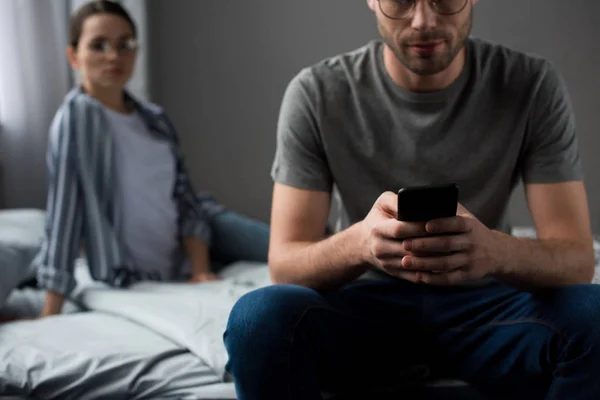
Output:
[0, 259, 262, 399]
[0, 261, 270, 399]
[1, 210, 599, 399]
[0, 209, 248, 399]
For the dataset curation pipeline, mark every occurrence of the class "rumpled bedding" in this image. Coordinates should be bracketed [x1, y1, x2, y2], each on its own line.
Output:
[0, 262, 267, 399]
[1, 229, 599, 399]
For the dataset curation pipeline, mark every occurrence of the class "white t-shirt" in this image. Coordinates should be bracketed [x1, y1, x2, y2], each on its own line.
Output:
[104, 107, 179, 280]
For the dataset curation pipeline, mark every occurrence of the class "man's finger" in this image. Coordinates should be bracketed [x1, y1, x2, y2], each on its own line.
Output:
[417, 269, 471, 286]
[377, 257, 408, 274]
[426, 216, 471, 235]
[371, 238, 408, 259]
[402, 252, 469, 272]
[389, 269, 470, 285]
[403, 234, 472, 254]
[456, 202, 472, 216]
[375, 191, 399, 216]
[378, 219, 428, 240]
[376, 258, 431, 278]
[394, 270, 421, 283]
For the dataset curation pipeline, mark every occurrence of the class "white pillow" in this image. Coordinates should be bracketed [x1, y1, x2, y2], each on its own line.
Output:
[0, 209, 46, 308]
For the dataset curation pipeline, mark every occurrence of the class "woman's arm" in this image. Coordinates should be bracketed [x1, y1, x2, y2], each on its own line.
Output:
[183, 236, 218, 282]
[160, 113, 221, 280]
[35, 103, 83, 317]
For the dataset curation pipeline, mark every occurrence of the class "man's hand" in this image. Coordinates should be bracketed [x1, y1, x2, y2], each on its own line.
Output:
[396, 204, 506, 285]
[188, 271, 220, 283]
[362, 191, 437, 277]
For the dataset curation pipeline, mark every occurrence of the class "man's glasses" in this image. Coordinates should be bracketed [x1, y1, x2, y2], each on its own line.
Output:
[378, 0, 468, 20]
[86, 37, 139, 56]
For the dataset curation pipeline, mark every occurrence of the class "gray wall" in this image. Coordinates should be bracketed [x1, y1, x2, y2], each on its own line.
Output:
[147, 1, 377, 222]
[148, 0, 600, 232]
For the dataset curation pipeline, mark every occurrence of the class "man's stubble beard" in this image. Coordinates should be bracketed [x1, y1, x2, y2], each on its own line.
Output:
[377, 7, 473, 76]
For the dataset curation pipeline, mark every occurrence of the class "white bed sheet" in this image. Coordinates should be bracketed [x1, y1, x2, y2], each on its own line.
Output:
[0, 312, 231, 399]
[0, 259, 255, 400]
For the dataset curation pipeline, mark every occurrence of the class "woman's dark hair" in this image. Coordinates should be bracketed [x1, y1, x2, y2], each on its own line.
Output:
[69, 0, 137, 48]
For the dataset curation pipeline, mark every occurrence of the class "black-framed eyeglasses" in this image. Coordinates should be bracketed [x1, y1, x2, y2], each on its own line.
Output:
[378, 0, 468, 20]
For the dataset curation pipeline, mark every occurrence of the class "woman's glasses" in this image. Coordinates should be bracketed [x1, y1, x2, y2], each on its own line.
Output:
[86, 37, 139, 57]
[378, 0, 468, 19]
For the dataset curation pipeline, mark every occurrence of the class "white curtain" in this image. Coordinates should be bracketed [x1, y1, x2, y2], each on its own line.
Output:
[0, 0, 148, 209]
[0, 0, 71, 209]
[120, 0, 149, 101]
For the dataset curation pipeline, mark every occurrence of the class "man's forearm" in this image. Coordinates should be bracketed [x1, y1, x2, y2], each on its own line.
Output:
[492, 231, 595, 288]
[269, 223, 369, 291]
[184, 237, 211, 275]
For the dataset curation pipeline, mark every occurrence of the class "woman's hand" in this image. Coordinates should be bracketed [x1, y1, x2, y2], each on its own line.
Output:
[188, 271, 220, 283]
[0, 314, 35, 323]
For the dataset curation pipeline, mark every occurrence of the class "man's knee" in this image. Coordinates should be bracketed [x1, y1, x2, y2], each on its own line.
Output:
[223, 284, 325, 369]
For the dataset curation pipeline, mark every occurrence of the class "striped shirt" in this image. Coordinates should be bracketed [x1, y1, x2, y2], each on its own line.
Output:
[32, 87, 224, 296]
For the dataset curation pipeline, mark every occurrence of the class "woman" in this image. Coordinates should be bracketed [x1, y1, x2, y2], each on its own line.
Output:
[32, 0, 269, 318]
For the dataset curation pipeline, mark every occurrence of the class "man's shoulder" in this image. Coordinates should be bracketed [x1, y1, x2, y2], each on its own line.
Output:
[311, 40, 379, 74]
[290, 41, 381, 94]
[469, 37, 555, 82]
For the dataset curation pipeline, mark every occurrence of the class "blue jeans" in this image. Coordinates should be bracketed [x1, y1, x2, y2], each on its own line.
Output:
[208, 210, 270, 267]
[223, 278, 600, 399]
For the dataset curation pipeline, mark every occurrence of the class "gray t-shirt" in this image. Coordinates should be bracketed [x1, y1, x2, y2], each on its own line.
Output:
[271, 37, 582, 280]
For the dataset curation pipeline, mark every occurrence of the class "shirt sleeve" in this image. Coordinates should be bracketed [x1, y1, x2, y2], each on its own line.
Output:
[521, 60, 583, 184]
[270, 68, 334, 192]
[34, 102, 83, 296]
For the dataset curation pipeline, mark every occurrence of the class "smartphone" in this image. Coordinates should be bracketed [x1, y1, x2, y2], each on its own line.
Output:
[397, 184, 458, 222]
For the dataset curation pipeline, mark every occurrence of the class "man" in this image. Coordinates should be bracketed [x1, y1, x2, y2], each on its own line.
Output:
[224, 0, 599, 398]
